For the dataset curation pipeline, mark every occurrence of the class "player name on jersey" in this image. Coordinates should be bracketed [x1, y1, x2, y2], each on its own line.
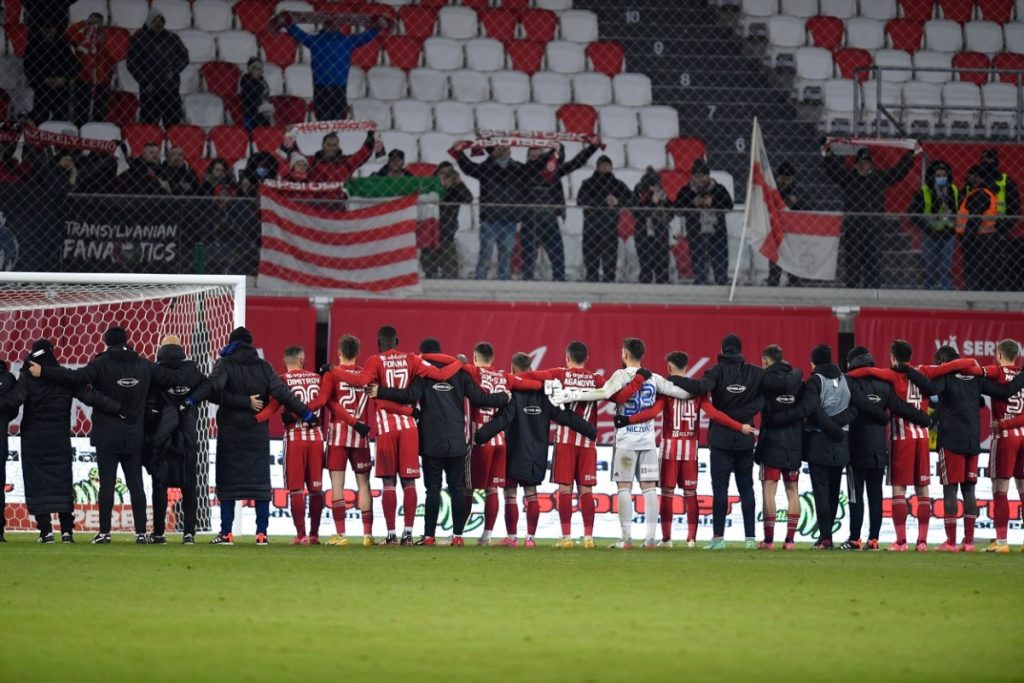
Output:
[282, 369, 323, 442]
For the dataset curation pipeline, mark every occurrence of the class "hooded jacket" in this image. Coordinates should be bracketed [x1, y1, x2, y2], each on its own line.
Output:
[769, 363, 858, 467]
[141, 344, 207, 485]
[909, 160, 959, 236]
[754, 360, 804, 470]
[127, 22, 188, 90]
[674, 178, 735, 238]
[523, 144, 598, 216]
[577, 169, 633, 230]
[0, 361, 18, 466]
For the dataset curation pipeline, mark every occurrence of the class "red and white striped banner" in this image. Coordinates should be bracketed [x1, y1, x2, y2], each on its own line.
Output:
[257, 187, 420, 293]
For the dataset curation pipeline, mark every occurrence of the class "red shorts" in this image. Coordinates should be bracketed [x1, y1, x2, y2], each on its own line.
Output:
[327, 445, 371, 475]
[888, 438, 931, 488]
[938, 449, 978, 485]
[991, 434, 1024, 480]
[661, 459, 698, 490]
[469, 443, 506, 489]
[759, 465, 799, 483]
[284, 439, 324, 491]
[550, 444, 597, 486]
[375, 428, 420, 479]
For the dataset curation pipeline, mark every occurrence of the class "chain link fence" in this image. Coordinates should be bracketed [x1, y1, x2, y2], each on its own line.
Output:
[0, 0, 1022, 293]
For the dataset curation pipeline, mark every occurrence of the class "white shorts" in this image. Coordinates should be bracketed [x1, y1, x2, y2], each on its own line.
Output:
[612, 448, 660, 483]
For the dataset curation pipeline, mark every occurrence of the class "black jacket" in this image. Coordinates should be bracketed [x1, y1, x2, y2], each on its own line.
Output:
[142, 344, 206, 485]
[120, 159, 167, 195]
[0, 363, 16, 460]
[40, 345, 187, 454]
[674, 179, 735, 238]
[908, 160, 959, 237]
[239, 73, 270, 121]
[127, 26, 189, 90]
[846, 353, 930, 469]
[455, 153, 535, 223]
[161, 162, 198, 196]
[671, 352, 788, 450]
[440, 181, 472, 242]
[578, 170, 632, 232]
[0, 355, 119, 515]
[771, 363, 858, 467]
[24, 33, 78, 88]
[823, 151, 914, 216]
[377, 366, 508, 459]
[754, 360, 804, 470]
[905, 365, 1024, 455]
[475, 388, 596, 485]
[523, 144, 598, 217]
[204, 341, 309, 501]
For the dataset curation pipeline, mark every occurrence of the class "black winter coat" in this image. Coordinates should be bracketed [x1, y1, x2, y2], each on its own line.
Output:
[754, 361, 804, 470]
[455, 153, 535, 223]
[772, 364, 858, 467]
[578, 170, 632, 232]
[127, 26, 189, 90]
[377, 367, 508, 459]
[24, 33, 77, 87]
[674, 179, 734, 238]
[0, 364, 16, 460]
[475, 388, 596, 485]
[205, 342, 309, 501]
[440, 181, 472, 242]
[823, 151, 914, 216]
[239, 73, 270, 121]
[142, 345, 206, 485]
[523, 145, 598, 217]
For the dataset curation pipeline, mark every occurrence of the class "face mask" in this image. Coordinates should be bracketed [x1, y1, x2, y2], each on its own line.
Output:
[256, 167, 269, 178]
[934, 176, 948, 187]
[495, 157, 511, 168]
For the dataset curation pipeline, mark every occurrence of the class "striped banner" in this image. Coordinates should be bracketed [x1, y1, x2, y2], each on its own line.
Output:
[257, 187, 420, 293]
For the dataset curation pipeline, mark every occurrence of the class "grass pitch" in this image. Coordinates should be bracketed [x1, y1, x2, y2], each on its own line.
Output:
[0, 534, 1021, 683]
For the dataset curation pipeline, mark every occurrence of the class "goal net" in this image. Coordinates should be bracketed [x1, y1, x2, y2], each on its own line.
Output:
[0, 273, 245, 534]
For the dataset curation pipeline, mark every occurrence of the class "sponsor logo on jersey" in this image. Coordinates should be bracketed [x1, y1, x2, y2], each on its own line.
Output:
[777, 394, 796, 404]
[524, 405, 542, 415]
[117, 378, 139, 388]
[954, 373, 975, 381]
[867, 394, 881, 403]
[168, 386, 190, 396]
[726, 384, 747, 394]
[432, 382, 453, 392]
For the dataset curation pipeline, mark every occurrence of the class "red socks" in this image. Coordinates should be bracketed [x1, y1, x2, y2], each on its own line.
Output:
[964, 514, 976, 544]
[403, 485, 416, 529]
[308, 492, 324, 538]
[382, 485, 397, 533]
[505, 493, 519, 537]
[685, 492, 699, 542]
[361, 509, 373, 535]
[994, 491, 1009, 541]
[785, 513, 798, 544]
[558, 492, 573, 536]
[331, 503, 346, 534]
[290, 493, 306, 537]
[525, 493, 539, 536]
[484, 491, 498, 532]
[763, 512, 775, 544]
[892, 497, 908, 544]
[580, 492, 595, 536]
[916, 497, 931, 544]
[659, 494, 674, 542]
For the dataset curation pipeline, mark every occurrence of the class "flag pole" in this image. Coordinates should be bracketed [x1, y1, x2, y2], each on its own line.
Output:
[729, 117, 759, 303]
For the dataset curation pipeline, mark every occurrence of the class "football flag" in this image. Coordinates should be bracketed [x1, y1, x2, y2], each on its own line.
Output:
[744, 118, 843, 281]
[258, 187, 420, 293]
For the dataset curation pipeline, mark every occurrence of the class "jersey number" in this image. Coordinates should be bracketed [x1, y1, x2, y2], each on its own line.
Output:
[622, 382, 657, 417]
[386, 368, 410, 389]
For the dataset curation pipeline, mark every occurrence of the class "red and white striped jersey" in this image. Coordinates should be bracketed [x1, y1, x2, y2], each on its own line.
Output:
[280, 368, 324, 443]
[661, 437, 697, 461]
[368, 350, 418, 434]
[991, 365, 1024, 438]
[466, 365, 508, 447]
[663, 393, 701, 440]
[891, 372, 930, 441]
[328, 363, 370, 448]
[528, 367, 604, 447]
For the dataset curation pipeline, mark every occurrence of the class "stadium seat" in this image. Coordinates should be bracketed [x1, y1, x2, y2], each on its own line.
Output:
[612, 73, 652, 106]
[914, 49, 954, 81]
[874, 48, 914, 81]
[2, 24, 27, 58]
[886, 18, 925, 52]
[404, 162, 437, 177]
[262, 63, 284, 96]
[979, 0, 1015, 24]
[185, 93, 225, 128]
[383, 35, 423, 70]
[450, 69, 490, 103]
[105, 27, 132, 62]
[166, 124, 206, 159]
[284, 63, 314, 97]
[740, 0, 777, 37]
[598, 105, 639, 138]
[546, 40, 587, 73]
[806, 16, 845, 50]
[433, 100, 475, 134]
[208, 125, 249, 163]
[270, 95, 307, 124]
[110, 0, 149, 30]
[193, 1, 234, 32]
[218, 31, 260, 64]
[424, 37, 465, 70]
[819, 0, 860, 18]
[666, 136, 707, 170]
[107, 91, 139, 128]
[902, 80, 942, 133]
[794, 47, 835, 100]
[116, 60, 140, 93]
[466, 38, 506, 71]
[381, 131, 419, 162]
[992, 50, 1024, 80]
[475, 102, 516, 131]
[516, 103, 557, 132]
[234, 0, 276, 33]
[939, 0, 975, 24]
[531, 71, 571, 105]
[177, 29, 217, 63]
[780, 0, 818, 18]
[586, 41, 625, 76]
[260, 32, 299, 68]
[409, 67, 449, 101]
[965, 21, 1004, 54]
[859, 0, 899, 20]
[152, 0, 192, 30]
[399, 5, 439, 39]
[350, 98, 393, 128]
[639, 106, 680, 139]
[899, 0, 937, 23]
[438, 6, 479, 40]
[535, 0, 573, 10]
[1005, 23, 1024, 52]
[347, 66, 367, 99]
[490, 70, 532, 104]
[179, 64, 202, 95]
[861, 79, 902, 131]
[942, 80, 982, 133]
[953, 51, 992, 83]
[368, 65, 408, 100]
[123, 123, 165, 155]
[521, 9, 559, 43]
[69, 0, 108, 24]
[38, 121, 78, 137]
[418, 131, 457, 164]
[767, 16, 807, 67]
[392, 98, 433, 132]
[200, 62, 241, 100]
[559, 10, 599, 43]
[982, 81, 1018, 134]
[252, 125, 284, 153]
[833, 48, 873, 80]
[626, 138, 666, 170]
[80, 122, 121, 142]
[846, 18, 887, 50]
[479, 9, 518, 43]
[506, 40, 546, 75]
[350, 38, 383, 70]
[571, 72, 613, 105]
[925, 19, 964, 51]
[557, 103, 597, 133]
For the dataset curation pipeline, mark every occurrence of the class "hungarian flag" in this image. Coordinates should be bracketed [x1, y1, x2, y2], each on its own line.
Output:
[257, 187, 420, 293]
[744, 118, 843, 281]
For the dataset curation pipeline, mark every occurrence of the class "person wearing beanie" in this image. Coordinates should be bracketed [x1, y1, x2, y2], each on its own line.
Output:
[578, 155, 633, 283]
[374, 148, 413, 178]
[2, 340, 121, 543]
[0, 358, 16, 541]
[127, 10, 188, 127]
[631, 167, 673, 284]
[666, 333, 793, 550]
[675, 158, 734, 285]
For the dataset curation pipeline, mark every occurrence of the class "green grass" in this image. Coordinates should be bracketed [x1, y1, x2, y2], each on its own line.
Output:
[1, 534, 1021, 683]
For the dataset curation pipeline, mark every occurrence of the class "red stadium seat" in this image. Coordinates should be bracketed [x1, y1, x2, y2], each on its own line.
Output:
[978, 0, 1014, 23]
[461, 0, 491, 10]
[270, 95, 308, 125]
[938, 0, 975, 23]
[350, 38, 383, 70]
[992, 51, 1024, 81]
[234, 0, 276, 34]
[3, 0, 21, 26]
[807, 16, 845, 50]
[479, 9, 519, 43]
[224, 94, 244, 127]
[556, 103, 597, 134]
[123, 123, 165, 156]
[5, 23, 26, 57]
[383, 35, 423, 70]
[886, 18, 925, 52]
[953, 51, 992, 84]
[166, 124, 207, 159]
[520, 9, 558, 43]
[361, 4, 398, 22]
[208, 125, 250, 163]
[190, 156, 212, 179]
[418, 0, 449, 7]
[586, 41, 626, 76]
[107, 91, 139, 128]
[899, 0, 936, 23]
[666, 137, 706, 171]
[833, 48, 874, 80]
[259, 31, 298, 68]
[252, 125, 284, 153]
[200, 61, 241, 99]
[659, 170, 689, 203]
[105, 27, 132, 62]
[505, 39, 545, 75]
[398, 5, 438, 39]
[500, 0, 531, 10]
[405, 162, 437, 176]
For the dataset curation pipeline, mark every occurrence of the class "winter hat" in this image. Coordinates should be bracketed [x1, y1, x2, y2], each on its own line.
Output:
[721, 334, 742, 354]
[289, 153, 307, 168]
[419, 337, 441, 354]
[28, 339, 57, 367]
[811, 344, 832, 366]
[229, 326, 253, 344]
[103, 326, 128, 347]
[691, 158, 710, 175]
[982, 148, 999, 166]
[776, 161, 796, 177]
[31, 339, 54, 354]
[147, 9, 165, 27]
[597, 155, 612, 166]
[846, 345, 870, 364]
[388, 149, 405, 160]
[855, 147, 872, 162]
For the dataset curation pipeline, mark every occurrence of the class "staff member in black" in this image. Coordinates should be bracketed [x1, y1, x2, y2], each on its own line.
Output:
[372, 338, 509, 546]
[0, 358, 16, 542]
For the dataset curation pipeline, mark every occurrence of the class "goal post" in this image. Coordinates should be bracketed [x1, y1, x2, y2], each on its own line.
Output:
[0, 273, 246, 534]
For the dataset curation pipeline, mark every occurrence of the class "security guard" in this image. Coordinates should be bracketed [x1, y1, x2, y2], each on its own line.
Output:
[909, 160, 959, 290]
[956, 165, 1001, 291]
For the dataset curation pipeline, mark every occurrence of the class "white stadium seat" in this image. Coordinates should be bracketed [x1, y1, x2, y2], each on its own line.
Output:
[741, 0, 778, 37]
[546, 41, 587, 74]
[1005, 23, 1024, 53]
[39, 121, 78, 136]
[110, 0, 149, 30]
[475, 102, 517, 131]
[861, 79, 902, 132]
[982, 81, 1019, 136]
[368, 66, 408, 100]
[263, 63, 284, 96]
[489, 70, 532, 104]
[177, 29, 216, 63]
[639, 106, 679, 139]
[819, 0, 859, 19]
[516, 103, 557, 132]
[438, 7, 479, 40]
[284, 64, 314, 98]
[794, 47, 834, 100]
[351, 98, 393, 129]
[924, 19, 964, 53]
[857, 0, 897, 21]
[767, 16, 806, 68]
[598, 105, 639, 138]
[822, 78, 858, 132]
[846, 18, 886, 51]
[965, 21, 1004, 55]
[69, 0, 108, 24]
[612, 73, 652, 106]
[780, 0, 818, 18]
[392, 99, 433, 132]
[536, 0, 574, 10]
[152, 0, 192, 30]
[450, 69, 490, 103]
[347, 66, 366, 99]
[192, 1, 234, 32]
[184, 93, 225, 127]
[465, 38, 505, 72]
[424, 37, 465, 71]
[902, 81, 942, 135]
[874, 49, 914, 82]
[433, 101, 474, 134]
[419, 132, 457, 164]
[626, 137, 666, 170]
[408, 68, 448, 102]
[913, 50, 954, 83]
[178, 63, 200, 94]
[559, 10, 600, 43]
[116, 60, 139, 93]
[572, 72, 612, 105]
[531, 72, 572, 105]
[943, 81, 982, 134]
[380, 131, 419, 162]
[80, 122, 122, 141]
[217, 31, 259, 65]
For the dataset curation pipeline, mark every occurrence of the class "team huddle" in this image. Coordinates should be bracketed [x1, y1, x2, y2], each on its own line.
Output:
[1, 322, 1023, 553]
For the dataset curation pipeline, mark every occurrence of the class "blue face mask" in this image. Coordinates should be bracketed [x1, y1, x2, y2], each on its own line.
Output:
[495, 157, 511, 168]
[934, 176, 948, 187]
[256, 167, 269, 178]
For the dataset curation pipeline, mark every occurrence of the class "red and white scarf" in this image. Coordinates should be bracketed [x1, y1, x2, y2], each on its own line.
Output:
[0, 127, 119, 155]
